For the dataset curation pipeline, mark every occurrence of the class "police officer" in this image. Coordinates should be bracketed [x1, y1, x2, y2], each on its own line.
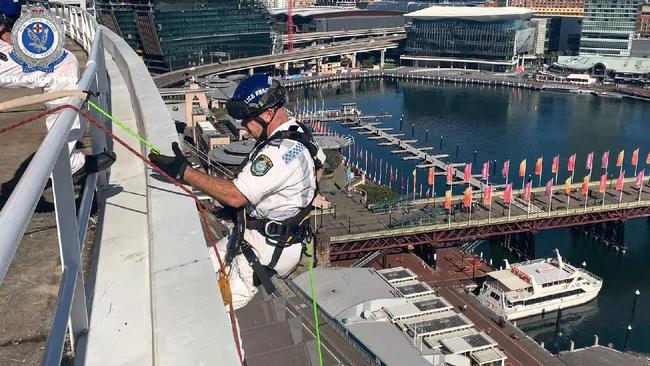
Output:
[0, 1, 115, 180]
[149, 75, 324, 309]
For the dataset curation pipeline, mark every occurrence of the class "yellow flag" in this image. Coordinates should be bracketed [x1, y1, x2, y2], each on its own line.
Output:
[444, 189, 452, 209]
[564, 177, 572, 195]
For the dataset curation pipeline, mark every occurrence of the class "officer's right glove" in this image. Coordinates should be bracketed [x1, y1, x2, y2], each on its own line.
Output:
[148, 142, 189, 180]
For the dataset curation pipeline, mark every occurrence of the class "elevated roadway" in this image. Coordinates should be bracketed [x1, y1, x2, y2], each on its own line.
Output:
[154, 36, 403, 88]
[280, 27, 405, 45]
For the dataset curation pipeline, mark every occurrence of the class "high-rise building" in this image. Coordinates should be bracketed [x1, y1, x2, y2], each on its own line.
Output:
[95, 0, 273, 74]
[638, 5, 650, 38]
[579, 0, 641, 56]
[508, 0, 585, 17]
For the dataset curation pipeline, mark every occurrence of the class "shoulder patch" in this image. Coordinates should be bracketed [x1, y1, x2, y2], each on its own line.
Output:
[282, 142, 305, 164]
[251, 154, 273, 176]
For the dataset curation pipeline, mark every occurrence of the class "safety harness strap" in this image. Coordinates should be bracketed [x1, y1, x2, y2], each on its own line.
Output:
[240, 243, 277, 295]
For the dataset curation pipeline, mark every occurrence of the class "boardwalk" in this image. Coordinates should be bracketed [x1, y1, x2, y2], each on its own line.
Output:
[320, 171, 650, 259]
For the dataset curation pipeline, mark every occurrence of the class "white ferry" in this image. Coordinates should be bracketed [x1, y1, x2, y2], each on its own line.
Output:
[478, 249, 602, 320]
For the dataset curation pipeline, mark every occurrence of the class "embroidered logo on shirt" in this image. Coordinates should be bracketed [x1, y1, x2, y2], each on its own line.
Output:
[282, 143, 304, 164]
[251, 154, 273, 176]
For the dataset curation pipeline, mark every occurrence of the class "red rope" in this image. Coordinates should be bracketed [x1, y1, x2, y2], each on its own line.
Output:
[0, 104, 244, 363]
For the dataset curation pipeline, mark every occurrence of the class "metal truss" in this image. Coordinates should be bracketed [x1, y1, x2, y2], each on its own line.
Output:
[329, 206, 650, 258]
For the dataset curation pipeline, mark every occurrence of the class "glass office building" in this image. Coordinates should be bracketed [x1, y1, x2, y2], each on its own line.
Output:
[403, 7, 536, 71]
[96, 0, 272, 74]
[579, 0, 641, 56]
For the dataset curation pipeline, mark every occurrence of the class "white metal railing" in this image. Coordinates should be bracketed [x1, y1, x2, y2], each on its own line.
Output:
[0, 2, 109, 364]
[331, 178, 650, 243]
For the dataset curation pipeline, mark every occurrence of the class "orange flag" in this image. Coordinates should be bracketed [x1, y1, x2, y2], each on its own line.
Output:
[616, 171, 625, 191]
[464, 187, 472, 208]
[646, 152, 650, 165]
[446, 165, 454, 184]
[581, 176, 590, 196]
[535, 157, 543, 176]
[444, 189, 452, 209]
[428, 167, 434, 185]
[484, 185, 493, 205]
[616, 150, 625, 167]
[564, 177, 572, 195]
[519, 159, 526, 177]
[631, 148, 639, 166]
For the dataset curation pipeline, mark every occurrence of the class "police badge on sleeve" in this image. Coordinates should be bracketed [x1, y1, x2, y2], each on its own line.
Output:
[9, 5, 67, 73]
[251, 155, 273, 176]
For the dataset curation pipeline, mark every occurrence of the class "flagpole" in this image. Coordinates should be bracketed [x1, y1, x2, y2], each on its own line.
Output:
[539, 168, 542, 187]
[527, 194, 531, 218]
[468, 197, 472, 225]
[549, 190, 552, 213]
[584, 187, 588, 212]
[638, 179, 643, 204]
[488, 198, 492, 223]
[566, 190, 571, 214]
[508, 199, 512, 220]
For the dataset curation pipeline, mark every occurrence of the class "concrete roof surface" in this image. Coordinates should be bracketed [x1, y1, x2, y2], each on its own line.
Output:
[405, 6, 535, 21]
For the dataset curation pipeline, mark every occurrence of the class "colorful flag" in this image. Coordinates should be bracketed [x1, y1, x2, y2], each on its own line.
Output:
[600, 174, 607, 193]
[616, 150, 624, 167]
[504, 183, 513, 203]
[535, 157, 543, 176]
[464, 187, 472, 208]
[446, 165, 454, 184]
[552, 155, 560, 174]
[636, 169, 645, 188]
[632, 148, 640, 166]
[502, 160, 510, 179]
[581, 176, 590, 196]
[413, 169, 417, 193]
[567, 153, 576, 172]
[564, 177, 572, 195]
[646, 152, 650, 165]
[444, 189, 452, 209]
[464, 163, 472, 182]
[524, 181, 532, 201]
[482, 161, 490, 181]
[484, 185, 493, 205]
[586, 152, 594, 170]
[544, 178, 553, 197]
[428, 167, 434, 185]
[519, 159, 526, 177]
[616, 171, 625, 191]
[602, 151, 610, 169]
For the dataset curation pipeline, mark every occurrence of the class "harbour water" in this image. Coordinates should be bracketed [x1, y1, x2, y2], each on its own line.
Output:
[288, 77, 650, 354]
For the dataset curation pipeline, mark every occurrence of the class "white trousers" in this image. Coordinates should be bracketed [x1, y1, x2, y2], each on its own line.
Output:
[209, 228, 303, 310]
[0, 41, 85, 172]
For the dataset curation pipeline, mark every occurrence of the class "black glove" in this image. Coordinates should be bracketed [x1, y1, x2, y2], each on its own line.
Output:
[148, 142, 189, 180]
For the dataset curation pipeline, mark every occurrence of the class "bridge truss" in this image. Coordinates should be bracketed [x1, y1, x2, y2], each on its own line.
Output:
[329, 205, 650, 261]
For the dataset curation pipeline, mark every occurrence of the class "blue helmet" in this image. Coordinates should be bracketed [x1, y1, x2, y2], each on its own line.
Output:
[226, 74, 286, 120]
[0, 0, 21, 18]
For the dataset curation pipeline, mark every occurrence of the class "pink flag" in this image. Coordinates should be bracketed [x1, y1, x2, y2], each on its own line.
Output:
[464, 163, 472, 182]
[551, 155, 560, 174]
[601, 151, 609, 169]
[586, 152, 594, 170]
[502, 160, 510, 179]
[636, 169, 645, 188]
[524, 181, 532, 201]
[484, 185, 493, 205]
[544, 178, 553, 197]
[599, 174, 607, 193]
[482, 161, 490, 181]
[616, 171, 625, 191]
[504, 183, 513, 203]
[567, 153, 576, 172]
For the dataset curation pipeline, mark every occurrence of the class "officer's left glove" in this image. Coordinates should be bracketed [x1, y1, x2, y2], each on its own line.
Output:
[148, 142, 189, 180]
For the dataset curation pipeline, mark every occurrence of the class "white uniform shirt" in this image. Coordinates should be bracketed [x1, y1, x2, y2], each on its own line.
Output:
[234, 118, 324, 222]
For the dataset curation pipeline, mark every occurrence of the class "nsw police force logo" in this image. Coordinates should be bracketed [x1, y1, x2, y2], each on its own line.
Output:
[9, 5, 67, 73]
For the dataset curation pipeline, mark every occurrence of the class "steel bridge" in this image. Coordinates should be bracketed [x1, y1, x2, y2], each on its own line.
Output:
[323, 178, 650, 261]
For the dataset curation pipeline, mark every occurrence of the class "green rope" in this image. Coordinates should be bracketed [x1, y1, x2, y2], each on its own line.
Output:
[87, 99, 161, 154]
[308, 239, 324, 366]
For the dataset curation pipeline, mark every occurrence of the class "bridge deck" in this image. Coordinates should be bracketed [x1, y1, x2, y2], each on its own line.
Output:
[323, 175, 650, 256]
